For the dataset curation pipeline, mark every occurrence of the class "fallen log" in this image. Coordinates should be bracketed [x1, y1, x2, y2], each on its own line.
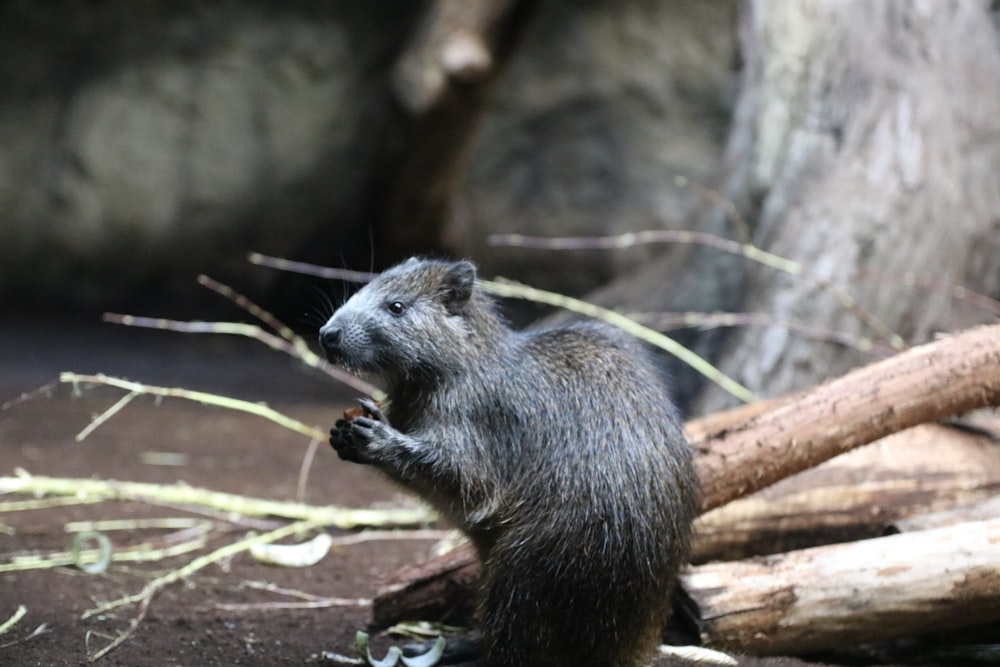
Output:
[684, 396, 787, 443]
[889, 495, 1000, 534]
[372, 323, 1000, 628]
[371, 543, 481, 627]
[692, 422, 1000, 561]
[680, 517, 1000, 654]
[694, 324, 1000, 510]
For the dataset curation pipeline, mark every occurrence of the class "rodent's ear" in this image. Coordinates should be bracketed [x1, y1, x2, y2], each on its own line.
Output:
[442, 261, 476, 315]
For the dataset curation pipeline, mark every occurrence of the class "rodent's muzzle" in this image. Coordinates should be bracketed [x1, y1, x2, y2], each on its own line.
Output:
[318, 324, 343, 361]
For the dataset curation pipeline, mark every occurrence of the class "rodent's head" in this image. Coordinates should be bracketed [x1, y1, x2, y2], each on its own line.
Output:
[318, 257, 491, 384]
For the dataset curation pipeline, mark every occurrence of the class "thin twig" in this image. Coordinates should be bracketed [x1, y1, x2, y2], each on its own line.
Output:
[135, 500, 286, 532]
[211, 529, 451, 612]
[0, 605, 26, 636]
[215, 598, 370, 611]
[1, 380, 60, 411]
[196, 274, 302, 348]
[100, 313, 376, 396]
[487, 230, 907, 351]
[0, 471, 432, 529]
[195, 274, 381, 395]
[0, 496, 105, 513]
[248, 253, 755, 403]
[65, 518, 209, 532]
[60, 372, 327, 442]
[2, 529, 208, 573]
[297, 438, 322, 504]
[674, 175, 752, 245]
[216, 579, 371, 611]
[74, 390, 140, 441]
[237, 579, 360, 601]
[480, 279, 756, 403]
[323, 528, 453, 547]
[83, 516, 331, 660]
[247, 253, 376, 284]
[852, 270, 1000, 317]
[0, 622, 49, 650]
[627, 311, 896, 356]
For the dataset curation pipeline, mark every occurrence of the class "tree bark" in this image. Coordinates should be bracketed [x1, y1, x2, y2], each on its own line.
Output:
[889, 496, 1000, 534]
[681, 518, 1000, 654]
[691, 0, 1000, 413]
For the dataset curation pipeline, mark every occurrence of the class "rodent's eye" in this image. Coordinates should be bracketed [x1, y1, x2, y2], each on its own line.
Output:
[386, 301, 407, 316]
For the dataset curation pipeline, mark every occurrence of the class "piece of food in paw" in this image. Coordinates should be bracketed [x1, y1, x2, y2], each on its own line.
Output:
[343, 401, 381, 421]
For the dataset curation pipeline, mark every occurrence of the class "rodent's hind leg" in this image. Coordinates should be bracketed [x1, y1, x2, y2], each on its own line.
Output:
[402, 637, 483, 665]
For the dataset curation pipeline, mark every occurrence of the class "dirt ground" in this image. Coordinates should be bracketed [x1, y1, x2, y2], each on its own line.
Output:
[1, 317, 451, 666]
[0, 318, 962, 666]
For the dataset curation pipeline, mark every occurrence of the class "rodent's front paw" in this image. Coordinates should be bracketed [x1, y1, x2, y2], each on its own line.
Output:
[330, 398, 399, 463]
[329, 418, 376, 464]
[329, 398, 393, 464]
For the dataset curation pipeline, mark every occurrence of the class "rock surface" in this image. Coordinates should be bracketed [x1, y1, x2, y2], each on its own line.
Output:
[0, 1, 739, 312]
[0, 2, 417, 309]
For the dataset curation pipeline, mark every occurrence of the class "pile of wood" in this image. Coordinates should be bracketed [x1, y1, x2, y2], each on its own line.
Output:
[370, 324, 1000, 656]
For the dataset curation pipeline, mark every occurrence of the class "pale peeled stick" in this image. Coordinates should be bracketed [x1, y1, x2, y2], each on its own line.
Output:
[249, 532, 334, 567]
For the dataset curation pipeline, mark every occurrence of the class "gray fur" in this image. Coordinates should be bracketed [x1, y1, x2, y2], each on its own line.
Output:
[319, 258, 699, 667]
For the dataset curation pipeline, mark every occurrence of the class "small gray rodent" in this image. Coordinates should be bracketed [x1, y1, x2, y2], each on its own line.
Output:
[319, 257, 699, 667]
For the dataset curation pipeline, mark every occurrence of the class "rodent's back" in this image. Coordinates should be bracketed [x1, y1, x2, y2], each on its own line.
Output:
[475, 322, 697, 667]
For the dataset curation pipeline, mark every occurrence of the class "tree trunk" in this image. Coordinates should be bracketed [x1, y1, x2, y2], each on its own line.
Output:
[694, 0, 1000, 413]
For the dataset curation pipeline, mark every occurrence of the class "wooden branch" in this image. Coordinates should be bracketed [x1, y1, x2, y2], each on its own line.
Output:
[372, 323, 1000, 628]
[382, 0, 533, 259]
[695, 323, 1000, 511]
[681, 518, 1000, 654]
[683, 396, 788, 444]
[373, 546, 481, 627]
[393, 0, 520, 114]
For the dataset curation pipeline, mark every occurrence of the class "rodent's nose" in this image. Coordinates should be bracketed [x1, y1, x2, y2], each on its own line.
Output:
[319, 325, 343, 351]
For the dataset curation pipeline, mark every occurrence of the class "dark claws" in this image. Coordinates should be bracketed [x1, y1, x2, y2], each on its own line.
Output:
[349, 419, 377, 442]
[358, 397, 387, 424]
